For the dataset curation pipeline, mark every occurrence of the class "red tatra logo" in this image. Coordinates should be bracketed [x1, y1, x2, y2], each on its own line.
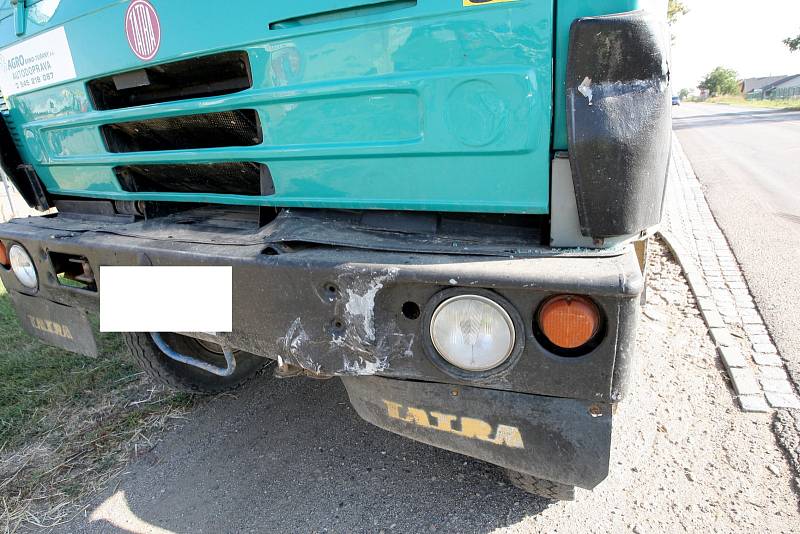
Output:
[125, 0, 161, 61]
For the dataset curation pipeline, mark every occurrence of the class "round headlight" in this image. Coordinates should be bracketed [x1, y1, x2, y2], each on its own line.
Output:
[9, 245, 38, 289]
[430, 295, 515, 372]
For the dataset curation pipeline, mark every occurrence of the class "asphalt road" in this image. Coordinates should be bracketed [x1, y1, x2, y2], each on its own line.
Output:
[673, 103, 800, 385]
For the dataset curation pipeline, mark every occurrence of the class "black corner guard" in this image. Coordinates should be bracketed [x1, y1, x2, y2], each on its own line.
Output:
[567, 10, 672, 239]
[342, 376, 613, 489]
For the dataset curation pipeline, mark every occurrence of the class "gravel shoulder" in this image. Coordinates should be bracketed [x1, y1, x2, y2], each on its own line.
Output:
[52, 241, 799, 533]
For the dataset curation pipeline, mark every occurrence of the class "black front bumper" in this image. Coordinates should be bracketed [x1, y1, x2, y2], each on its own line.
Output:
[0, 211, 643, 402]
[0, 212, 643, 488]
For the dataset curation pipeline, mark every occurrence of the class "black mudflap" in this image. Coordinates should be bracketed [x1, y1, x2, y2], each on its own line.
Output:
[9, 291, 98, 357]
[342, 377, 613, 489]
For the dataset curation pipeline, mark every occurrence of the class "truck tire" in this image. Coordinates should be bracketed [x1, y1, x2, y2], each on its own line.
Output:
[123, 332, 266, 394]
[505, 470, 576, 501]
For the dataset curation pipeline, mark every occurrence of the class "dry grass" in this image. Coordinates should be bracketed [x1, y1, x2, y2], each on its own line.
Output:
[704, 95, 800, 111]
[0, 281, 194, 532]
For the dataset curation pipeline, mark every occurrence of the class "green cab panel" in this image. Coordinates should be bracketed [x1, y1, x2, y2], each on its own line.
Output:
[0, 0, 554, 213]
[0, 1, 653, 213]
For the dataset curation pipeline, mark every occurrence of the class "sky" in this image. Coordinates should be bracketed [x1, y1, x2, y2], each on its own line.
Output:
[671, 0, 800, 91]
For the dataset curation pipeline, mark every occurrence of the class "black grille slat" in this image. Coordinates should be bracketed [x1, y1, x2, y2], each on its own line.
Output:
[102, 110, 262, 153]
[88, 51, 252, 111]
[114, 163, 270, 197]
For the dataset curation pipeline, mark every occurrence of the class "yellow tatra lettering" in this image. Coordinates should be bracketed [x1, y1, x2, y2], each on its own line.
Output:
[62, 325, 74, 340]
[458, 417, 494, 442]
[403, 408, 432, 428]
[430, 412, 458, 433]
[383, 400, 403, 420]
[382, 400, 524, 449]
[493, 424, 525, 449]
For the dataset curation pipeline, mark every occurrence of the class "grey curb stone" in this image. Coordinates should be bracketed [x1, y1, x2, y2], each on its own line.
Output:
[741, 314, 763, 325]
[718, 346, 748, 369]
[687, 277, 710, 298]
[696, 297, 715, 311]
[765, 392, 800, 410]
[753, 352, 783, 367]
[760, 378, 794, 395]
[743, 324, 767, 336]
[738, 394, 771, 413]
[753, 343, 777, 354]
[701, 309, 725, 329]
[723, 317, 742, 327]
[660, 143, 800, 412]
[709, 327, 734, 347]
[750, 335, 772, 345]
[759, 366, 789, 380]
[728, 368, 761, 396]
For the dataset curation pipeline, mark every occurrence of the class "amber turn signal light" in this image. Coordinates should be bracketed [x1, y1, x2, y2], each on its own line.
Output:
[0, 241, 8, 268]
[537, 295, 600, 350]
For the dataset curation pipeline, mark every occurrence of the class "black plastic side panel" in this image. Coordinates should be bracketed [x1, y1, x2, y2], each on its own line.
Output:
[567, 10, 671, 238]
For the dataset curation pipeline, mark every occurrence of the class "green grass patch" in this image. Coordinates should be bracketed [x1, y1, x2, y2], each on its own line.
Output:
[0, 279, 195, 531]
[705, 95, 800, 111]
[0, 281, 132, 449]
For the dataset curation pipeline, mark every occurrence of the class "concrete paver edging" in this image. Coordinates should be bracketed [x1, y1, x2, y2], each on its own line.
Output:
[658, 136, 800, 413]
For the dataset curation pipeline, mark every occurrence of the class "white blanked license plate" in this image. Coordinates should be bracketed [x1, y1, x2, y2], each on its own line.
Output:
[100, 266, 232, 333]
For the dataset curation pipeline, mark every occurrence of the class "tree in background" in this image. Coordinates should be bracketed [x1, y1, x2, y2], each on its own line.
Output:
[668, 0, 689, 26]
[698, 67, 740, 97]
[785, 33, 800, 52]
[679, 88, 690, 100]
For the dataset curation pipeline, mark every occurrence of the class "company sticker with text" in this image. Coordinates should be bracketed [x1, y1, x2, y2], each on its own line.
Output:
[0, 26, 76, 97]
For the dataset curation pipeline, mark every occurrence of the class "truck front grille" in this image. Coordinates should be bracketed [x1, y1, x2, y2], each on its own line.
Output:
[114, 163, 270, 196]
[101, 110, 262, 153]
[87, 51, 252, 110]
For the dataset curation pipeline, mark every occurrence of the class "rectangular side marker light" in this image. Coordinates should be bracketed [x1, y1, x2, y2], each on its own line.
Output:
[100, 266, 232, 333]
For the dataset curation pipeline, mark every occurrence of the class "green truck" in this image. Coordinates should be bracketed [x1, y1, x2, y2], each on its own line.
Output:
[0, 0, 670, 499]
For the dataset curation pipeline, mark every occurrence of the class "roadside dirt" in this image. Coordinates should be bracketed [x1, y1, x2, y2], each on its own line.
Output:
[517, 239, 800, 533]
[50, 240, 800, 533]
